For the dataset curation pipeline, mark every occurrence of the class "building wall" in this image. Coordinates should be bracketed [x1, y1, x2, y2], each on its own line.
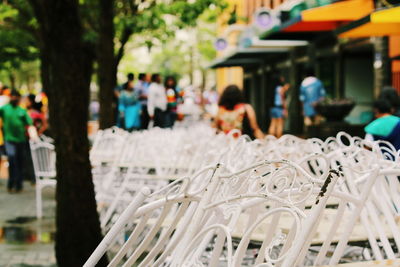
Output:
[216, 0, 246, 93]
[215, 0, 290, 93]
[216, 67, 243, 93]
[390, 36, 400, 93]
[245, 0, 284, 19]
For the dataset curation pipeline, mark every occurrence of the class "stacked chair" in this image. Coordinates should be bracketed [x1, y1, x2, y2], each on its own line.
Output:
[29, 136, 57, 219]
[83, 127, 400, 266]
[29, 125, 400, 266]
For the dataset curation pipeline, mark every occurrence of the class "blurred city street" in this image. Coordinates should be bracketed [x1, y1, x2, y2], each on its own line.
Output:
[0, 0, 400, 266]
[0, 171, 55, 267]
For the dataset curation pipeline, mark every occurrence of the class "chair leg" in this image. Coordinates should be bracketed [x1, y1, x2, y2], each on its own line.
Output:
[36, 182, 42, 219]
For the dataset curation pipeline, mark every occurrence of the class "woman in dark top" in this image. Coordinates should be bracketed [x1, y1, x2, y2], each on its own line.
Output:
[379, 86, 400, 117]
[214, 85, 264, 139]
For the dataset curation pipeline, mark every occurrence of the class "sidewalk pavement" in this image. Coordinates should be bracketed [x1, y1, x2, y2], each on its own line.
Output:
[0, 177, 56, 267]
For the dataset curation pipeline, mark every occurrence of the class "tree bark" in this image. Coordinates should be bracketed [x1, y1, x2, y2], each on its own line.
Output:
[39, 49, 50, 96]
[97, 0, 117, 129]
[28, 0, 108, 266]
[9, 73, 16, 89]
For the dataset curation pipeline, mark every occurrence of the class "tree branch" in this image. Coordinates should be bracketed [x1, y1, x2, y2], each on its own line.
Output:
[6, 1, 39, 36]
[115, 25, 132, 65]
[114, 0, 139, 65]
[82, 0, 100, 33]
[26, 0, 49, 37]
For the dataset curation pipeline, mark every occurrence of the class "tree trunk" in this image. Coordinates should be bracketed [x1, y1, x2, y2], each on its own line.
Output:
[28, 0, 108, 266]
[9, 73, 16, 89]
[39, 49, 51, 96]
[200, 68, 207, 92]
[97, 0, 117, 129]
[189, 45, 194, 85]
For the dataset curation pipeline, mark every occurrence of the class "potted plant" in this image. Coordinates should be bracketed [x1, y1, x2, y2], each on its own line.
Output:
[315, 98, 355, 122]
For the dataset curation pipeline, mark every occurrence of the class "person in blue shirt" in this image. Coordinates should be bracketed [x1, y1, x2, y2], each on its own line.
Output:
[268, 74, 289, 138]
[299, 68, 326, 126]
[115, 73, 135, 127]
[119, 81, 141, 132]
[135, 73, 150, 130]
[365, 99, 400, 152]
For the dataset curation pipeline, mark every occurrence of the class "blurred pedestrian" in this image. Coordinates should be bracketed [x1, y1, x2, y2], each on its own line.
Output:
[148, 74, 167, 128]
[214, 85, 264, 139]
[89, 100, 100, 121]
[0, 90, 33, 193]
[119, 81, 141, 132]
[25, 94, 46, 185]
[268, 74, 289, 138]
[164, 76, 180, 128]
[26, 94, 48, 136]
[365, 99, 400, 151]
[1, 85, 11, 97]
[379, 86, 400, 117]
[116, 73, 135, 98]
[0, 84, 9, 179]
[115, 73, 135, 127]
[135, 73, 150, 129]
[0, 85, 10, 106]
[300, 68, 326, 126]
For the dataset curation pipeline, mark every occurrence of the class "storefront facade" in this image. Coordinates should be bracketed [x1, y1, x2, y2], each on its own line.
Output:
[212, 0, 400, 136]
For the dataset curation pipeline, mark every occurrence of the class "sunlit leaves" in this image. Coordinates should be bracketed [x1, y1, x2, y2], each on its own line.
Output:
[0, 4, 18, 21]
[0, 1, 38, 72]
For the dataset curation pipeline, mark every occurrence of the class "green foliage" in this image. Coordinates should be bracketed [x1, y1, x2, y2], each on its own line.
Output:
[114, 0, 226, 53]
[197, 39, 216, 61]
[0, 2, 38, 73]
[136, 0, 223, 82]
[157, 0, 227, 28]
[0, 4, 18, 21]
[0, 0, 227, 88]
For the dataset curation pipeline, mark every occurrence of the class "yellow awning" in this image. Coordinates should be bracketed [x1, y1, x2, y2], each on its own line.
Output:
[301, 0, 374, 21]
[337, 6, 400, 38]
[371, 6, 400, 23]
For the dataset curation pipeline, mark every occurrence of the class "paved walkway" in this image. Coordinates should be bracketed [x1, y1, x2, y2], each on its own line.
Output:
[0, 176, 56, 267]
[320, 259, 400, 266]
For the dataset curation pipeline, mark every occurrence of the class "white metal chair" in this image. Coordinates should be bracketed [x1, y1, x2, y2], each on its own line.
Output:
[310, 132, 400, 262]
[94, 125, 225, 231]
[87, 127, 400, 265]
[30, 140, 57, 219]
[86, 157, 378, 266]
[84, 164, 220, 267]
[90, 127, 128, 168]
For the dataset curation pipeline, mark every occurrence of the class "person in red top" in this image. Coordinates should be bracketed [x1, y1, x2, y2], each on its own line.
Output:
[164, 76, 180, 128]
[214, 85, 264, 139]
[26, 94, 48, 136]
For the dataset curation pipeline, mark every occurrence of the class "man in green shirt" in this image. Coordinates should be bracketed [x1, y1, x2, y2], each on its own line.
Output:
[0, 90, 32, 192]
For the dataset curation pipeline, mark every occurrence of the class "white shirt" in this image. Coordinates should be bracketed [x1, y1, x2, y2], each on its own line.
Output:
[147, 82, 167, 117]
[0, 95, 9, 107]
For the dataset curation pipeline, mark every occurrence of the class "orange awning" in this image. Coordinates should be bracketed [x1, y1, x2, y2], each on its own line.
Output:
[336, 6, 400, 38]
[301, 0, 374, 21]
[261, 0, 374, 40]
